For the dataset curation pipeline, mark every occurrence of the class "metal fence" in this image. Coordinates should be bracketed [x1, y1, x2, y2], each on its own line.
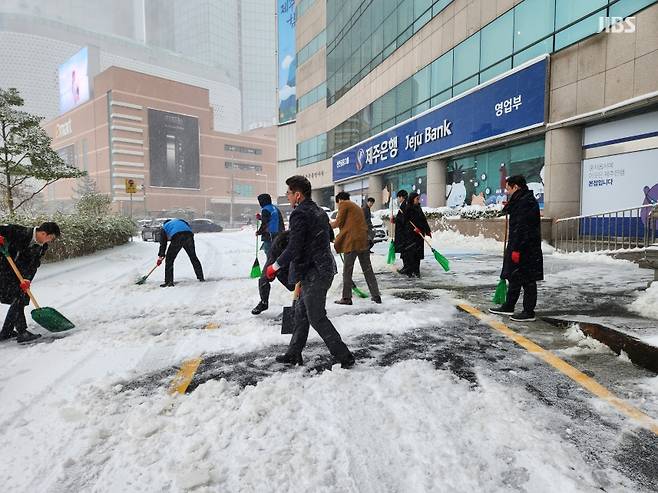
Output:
[554, 204, 658, 253]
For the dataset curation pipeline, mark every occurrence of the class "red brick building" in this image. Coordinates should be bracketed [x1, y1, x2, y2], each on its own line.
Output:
[44, 66, 276, 222]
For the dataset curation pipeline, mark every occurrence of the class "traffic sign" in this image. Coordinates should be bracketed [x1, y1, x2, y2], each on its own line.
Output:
[125, 178, 137, 194]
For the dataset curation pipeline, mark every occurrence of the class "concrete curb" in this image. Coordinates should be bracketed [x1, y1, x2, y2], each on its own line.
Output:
[542, 316, 658, 374]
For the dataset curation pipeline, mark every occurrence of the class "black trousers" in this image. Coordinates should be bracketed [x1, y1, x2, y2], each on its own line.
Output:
[165, 232, 204, 283]
[258, 267, 294, 304]
[287, 271, 352, 361]
[506, 277, 537, 314]
[1, 293, 29, 335]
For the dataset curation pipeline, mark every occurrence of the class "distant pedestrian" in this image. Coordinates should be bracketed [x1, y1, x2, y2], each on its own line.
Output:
[265, 175, 355, 368]
[393, 189, 411, 274]
[404, 191, 431, 278]
[157, 218, 204, 287]
[251, 231, 295, 315]
[331, 192, 381, 305]
[489, 175, 543, 321]
[0, 222, 61, 343]
[256, 193, 285, 255]
[363, 197, 376, 252]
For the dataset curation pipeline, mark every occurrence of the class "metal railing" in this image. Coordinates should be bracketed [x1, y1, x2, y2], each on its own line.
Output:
[555, 204, 658, 253]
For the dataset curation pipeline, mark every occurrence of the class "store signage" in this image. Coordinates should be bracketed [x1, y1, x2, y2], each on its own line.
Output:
[333, 56, 548, 182]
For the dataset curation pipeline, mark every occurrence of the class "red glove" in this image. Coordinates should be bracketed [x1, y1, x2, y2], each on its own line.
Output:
[156, 257, 163, 266]
[265, 263, 279, 281]
[511, 251, 520, 264]
[20, 279, 31, 292]
[256, 213, 261, 220]
[0, 235, 4, 247]
[413, 227, 421, 235]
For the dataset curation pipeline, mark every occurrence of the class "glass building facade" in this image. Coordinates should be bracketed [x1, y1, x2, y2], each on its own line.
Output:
[297, 0, 656, 168]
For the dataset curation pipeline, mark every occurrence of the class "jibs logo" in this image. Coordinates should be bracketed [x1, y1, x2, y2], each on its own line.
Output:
[356, 148, 366, 171]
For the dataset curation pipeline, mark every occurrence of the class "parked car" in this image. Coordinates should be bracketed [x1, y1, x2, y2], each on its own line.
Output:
[190, 218, 223, 233]
[327, 209, 388, 243]
[141, 217, 174, 242]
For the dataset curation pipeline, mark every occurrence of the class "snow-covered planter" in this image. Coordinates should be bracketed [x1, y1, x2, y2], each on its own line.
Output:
[379, 204, 503, 221]
[1, 212, 136, 261]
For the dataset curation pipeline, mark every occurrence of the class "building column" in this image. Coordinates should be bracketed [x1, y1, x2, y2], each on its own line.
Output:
[543, 127, 582, 219]
[426, 159, 446, 207]
[311, 188, 323, 204]
[367, 174, 384, 208]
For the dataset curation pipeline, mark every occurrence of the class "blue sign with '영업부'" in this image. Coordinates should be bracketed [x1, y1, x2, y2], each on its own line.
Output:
[332, 56, 548, 182]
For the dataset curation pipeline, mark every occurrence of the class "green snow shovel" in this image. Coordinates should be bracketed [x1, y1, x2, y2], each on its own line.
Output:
[339, 254, 369, 298]
[136, 261, 161, 285]
[250, 219, 262, 279]
[409, 221, 450, 272]
[386, 189, 396, 265]
[0, 243, 74, 332]
[492, 214, 508, 304]
[386, 240, 396, 265]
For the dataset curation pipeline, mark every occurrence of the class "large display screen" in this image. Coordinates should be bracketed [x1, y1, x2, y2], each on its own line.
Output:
[148, 109, 200, 189]
[58, 47, 91, 114]
[277, 0, 296, 123]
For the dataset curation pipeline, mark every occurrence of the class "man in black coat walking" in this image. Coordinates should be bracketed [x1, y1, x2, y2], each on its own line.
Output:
[265, 175, 355, 368]
[0, 222, 61, 343]
[489, 175, 543, 322]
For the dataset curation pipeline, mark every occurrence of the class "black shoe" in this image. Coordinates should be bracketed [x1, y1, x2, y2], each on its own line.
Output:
[372, 295, 382, 304]
[334, 298, 352, 305]
[198, 278, 205, 282]
[510, 311, 536, 322]
[340, 354, 356, 369]
[17, 331, 41, 343]
[160, 282, 175, 287]
[0, 330, 17, 341]
[275, 353, 303, 365]
[488, 305, 515, 315]
[251, 301, 268, 315]
[398, 267, 409, 275]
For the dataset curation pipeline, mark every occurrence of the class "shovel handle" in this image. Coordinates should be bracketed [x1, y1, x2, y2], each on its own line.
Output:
[293, 282, 301, 301]
[145, 263, 159, 278]
[3, 254, 40, 308]
[408, 221, 434, 250]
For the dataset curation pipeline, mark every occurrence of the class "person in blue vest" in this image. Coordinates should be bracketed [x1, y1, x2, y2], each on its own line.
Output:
[256, 193, 285, 255]
[157, 218, 204, 287]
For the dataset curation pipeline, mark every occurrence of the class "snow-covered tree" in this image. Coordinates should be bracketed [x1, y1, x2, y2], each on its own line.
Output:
[0, 87, 85, 214]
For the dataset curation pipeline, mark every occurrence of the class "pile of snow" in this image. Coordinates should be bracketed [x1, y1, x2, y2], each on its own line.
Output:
[629, 282, 658, 320]
[550, 251, 636, 266]
[430, 229, 502, 254]
[560, 324, 615, 356]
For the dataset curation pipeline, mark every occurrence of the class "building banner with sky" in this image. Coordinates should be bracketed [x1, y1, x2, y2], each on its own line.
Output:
[148, 109, 200, 189]
[277, 0, 296, 123]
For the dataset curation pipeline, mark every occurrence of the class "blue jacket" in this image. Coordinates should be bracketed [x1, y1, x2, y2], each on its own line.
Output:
[158, 219, 192, 256]
[257, 204, 285, 241]
[276, 198, 336, 283]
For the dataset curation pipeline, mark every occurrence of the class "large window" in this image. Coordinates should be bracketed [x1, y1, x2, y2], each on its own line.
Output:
[297, 81, 327, 112]
[446, 139, 545, 209]
[298, 30, 326, 66]
[324, 0, 657, 161]
[326, 0, 454, 104]
[297, 133, 327, 167]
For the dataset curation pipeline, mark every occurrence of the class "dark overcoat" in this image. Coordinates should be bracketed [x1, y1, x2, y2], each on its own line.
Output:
[0, 224, 48, 304]
[500, 188, 544, 282]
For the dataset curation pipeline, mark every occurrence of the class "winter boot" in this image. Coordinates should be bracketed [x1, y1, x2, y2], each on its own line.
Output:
[16, 331, 41, 344]
[160, 282, 175, 287]
[251, 301, 268, 315]
[275, 353, 303, 365]
[334, 298, 352, 305]
[340, 353, 356, 369]
[371, 295, 382, 304]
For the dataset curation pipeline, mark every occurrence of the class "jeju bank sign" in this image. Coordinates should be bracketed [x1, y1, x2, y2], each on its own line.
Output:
[332, 56, 548, 182]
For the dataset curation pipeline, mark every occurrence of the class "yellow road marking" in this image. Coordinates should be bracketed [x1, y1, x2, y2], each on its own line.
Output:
[458, 303, 658, 436]
[168, 358, 202, 395]
[168, 322, 219, 395]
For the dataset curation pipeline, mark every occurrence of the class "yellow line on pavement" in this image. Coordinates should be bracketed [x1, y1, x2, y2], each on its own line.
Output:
[168, 322, 220, 395]
[458, 303, 658, 436]
[168, 358, 202, 395]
